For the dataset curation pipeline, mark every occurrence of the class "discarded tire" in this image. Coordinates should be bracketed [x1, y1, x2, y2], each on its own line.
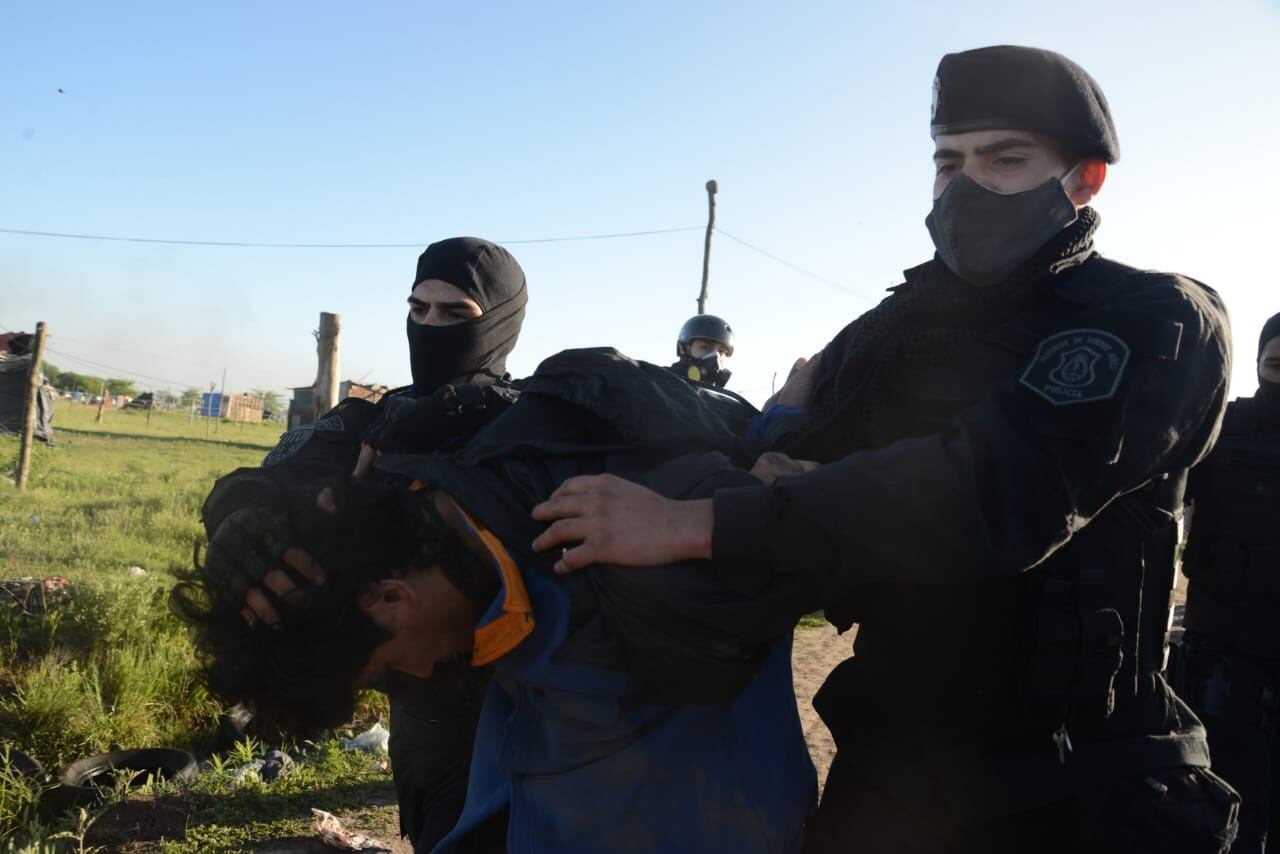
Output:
[3, 749, 45, 784]
[45, 749, 198, 815]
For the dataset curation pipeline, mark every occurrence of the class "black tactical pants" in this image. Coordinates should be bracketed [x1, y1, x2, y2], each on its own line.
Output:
[387, 666, 493, 852]
[803, 752, 1238, 854]
[1173, 634, 1280, 853]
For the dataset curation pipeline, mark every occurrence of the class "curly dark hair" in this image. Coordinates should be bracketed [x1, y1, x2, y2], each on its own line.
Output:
[171, 479, 493, 732]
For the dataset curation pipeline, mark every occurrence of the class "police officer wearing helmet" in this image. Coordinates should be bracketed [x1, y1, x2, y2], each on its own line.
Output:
[671, 314, 735, 388]
[1176, 311, 1280, 853]
[531, 46, 1238, 851]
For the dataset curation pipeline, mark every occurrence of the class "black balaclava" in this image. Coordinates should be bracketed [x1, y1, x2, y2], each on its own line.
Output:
[407, 237, 527, 397]
[1256, 312, 1280, 417]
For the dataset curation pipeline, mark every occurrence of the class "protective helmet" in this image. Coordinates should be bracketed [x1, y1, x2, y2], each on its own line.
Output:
[676, 314, 734, 358]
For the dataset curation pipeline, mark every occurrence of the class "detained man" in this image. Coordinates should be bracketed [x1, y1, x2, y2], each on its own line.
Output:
[179, 348, 827, 853]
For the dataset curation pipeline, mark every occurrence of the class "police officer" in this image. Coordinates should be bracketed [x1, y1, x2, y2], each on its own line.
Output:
[1176, 311, 1280, 852]
[669, 314, 735, 388]
[208, 236, 528, 853]
[531, 46, 1239, 851]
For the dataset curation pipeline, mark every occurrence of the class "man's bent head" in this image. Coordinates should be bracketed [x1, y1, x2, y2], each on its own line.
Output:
[171, 481, 493, 731]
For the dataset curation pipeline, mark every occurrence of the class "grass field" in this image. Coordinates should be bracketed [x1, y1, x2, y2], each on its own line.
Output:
[0, 401, 397, 853]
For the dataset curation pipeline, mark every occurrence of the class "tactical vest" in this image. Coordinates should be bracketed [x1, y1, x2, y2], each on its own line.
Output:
[1182, 397, 1280, 593]
[819, 258, 1188, 760]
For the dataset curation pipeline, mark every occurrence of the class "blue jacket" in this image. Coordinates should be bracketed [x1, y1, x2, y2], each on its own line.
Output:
[379, 350, 827, 853]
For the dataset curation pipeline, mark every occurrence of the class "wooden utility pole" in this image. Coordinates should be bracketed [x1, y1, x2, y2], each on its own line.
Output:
[697, 179, 718, 314]
[15, 322, 48, 490]
[95, 382, 107, 424]
[145, 387, 154, 428]
[313, 312, 341, 420]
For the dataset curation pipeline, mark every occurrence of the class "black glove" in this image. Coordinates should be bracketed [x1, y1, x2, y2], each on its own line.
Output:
[202, 506, 297, 608]
[363, 384, 513, 455]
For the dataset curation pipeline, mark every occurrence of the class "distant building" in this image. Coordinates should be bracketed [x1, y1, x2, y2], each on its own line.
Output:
[287, 381, 388, 429]
[201, 392, 265, 424]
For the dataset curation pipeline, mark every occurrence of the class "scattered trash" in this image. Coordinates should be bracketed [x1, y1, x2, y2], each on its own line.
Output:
[340, 723, 389, 755]
[215, 704, 253, 750]
[228, 759, 265, 788]
[260, 749, 292, 782]
[311, 809, 393, 852]
[228, 748, 292, 787]
[26, 513, 39, 525]
[1, 577, 72, 615]
[126, 566, 148, 577]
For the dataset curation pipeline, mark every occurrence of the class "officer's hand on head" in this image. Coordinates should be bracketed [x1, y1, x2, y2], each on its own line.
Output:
[750, 452, 821, 485]
[531, 474, 713, 573]
[205, 493, 332, 626]
[765, 352, 824, 412]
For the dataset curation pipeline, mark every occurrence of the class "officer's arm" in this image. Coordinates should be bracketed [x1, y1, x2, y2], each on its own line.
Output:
[711, 277, 1231, 594]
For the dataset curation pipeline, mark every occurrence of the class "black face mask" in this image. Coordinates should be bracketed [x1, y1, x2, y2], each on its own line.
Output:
[407, 305, 524, 395]
[1256, 316, 1280, 420]
[925, 171, 1079, 286]
[407, 237, 527, 397]
[1258, 380, 1280, 417]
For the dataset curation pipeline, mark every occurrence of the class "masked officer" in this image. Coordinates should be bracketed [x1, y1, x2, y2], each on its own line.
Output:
[669, 314, 735, 388]
[531, 46, 1239, 852]
[207, 236, 528, 853]
[1175, 312, 1280, 852]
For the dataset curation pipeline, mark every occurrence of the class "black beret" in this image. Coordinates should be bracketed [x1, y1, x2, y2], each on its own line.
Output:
[931, 45, 1119, 163]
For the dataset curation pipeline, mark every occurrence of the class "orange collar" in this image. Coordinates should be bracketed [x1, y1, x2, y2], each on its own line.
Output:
[466, 515, 535, 666]
[410, 480, 534, 666]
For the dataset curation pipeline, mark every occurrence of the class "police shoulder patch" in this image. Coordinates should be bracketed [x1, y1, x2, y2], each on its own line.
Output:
[1019, 328, 1130, 406]
[262, 415, 345, 466]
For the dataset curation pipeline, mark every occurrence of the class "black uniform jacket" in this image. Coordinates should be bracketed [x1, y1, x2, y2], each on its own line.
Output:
[711, 212, 1232, 814]
[1183, 395, 1280, 656]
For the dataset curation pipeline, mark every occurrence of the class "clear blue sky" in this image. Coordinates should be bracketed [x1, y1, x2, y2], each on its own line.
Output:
[3, 1, 1278, 405]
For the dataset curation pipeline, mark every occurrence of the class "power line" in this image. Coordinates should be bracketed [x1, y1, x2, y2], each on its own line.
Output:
[47, 332, 254, 373]
[44, 346, 210, 390]
[1, 220, 873, 301]
[504, 227, 701, 244]
[713, 227, 878, 300]
[0, 225, 701, 250]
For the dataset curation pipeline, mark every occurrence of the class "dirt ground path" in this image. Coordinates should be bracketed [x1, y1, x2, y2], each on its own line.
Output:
[792, 622, 854, 789]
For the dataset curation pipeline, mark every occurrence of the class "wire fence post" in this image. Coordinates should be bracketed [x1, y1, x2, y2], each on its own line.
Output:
[15, 322, 48, 490]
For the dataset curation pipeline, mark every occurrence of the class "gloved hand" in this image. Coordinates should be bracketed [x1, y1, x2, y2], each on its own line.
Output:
[363, 384, 509, 455]
[203, 503, 327, 624]
[204, 507, 294, 606]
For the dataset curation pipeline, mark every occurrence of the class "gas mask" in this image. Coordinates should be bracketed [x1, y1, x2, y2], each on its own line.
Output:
[676, 352, 731, 388]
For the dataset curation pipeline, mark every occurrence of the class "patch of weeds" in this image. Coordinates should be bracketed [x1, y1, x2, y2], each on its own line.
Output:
[0, 748, 45, 844]
[0, 653, 110, 765]
[155, 739, 395, 853]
